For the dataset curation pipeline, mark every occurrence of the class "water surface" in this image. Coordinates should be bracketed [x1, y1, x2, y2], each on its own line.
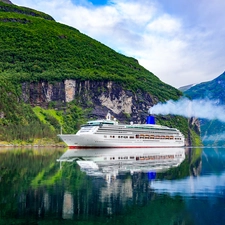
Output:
[0, 147, 225, 224]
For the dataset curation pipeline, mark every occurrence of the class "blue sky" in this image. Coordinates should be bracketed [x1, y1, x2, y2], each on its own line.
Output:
[82, 0, 108, 5]
[12, 0, 225, 88]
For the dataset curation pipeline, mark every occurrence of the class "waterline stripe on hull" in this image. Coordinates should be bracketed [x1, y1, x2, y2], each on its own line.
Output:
[68, 145, 185, 149]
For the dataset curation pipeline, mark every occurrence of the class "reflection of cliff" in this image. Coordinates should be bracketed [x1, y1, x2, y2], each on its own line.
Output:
[62, 191, 74, 219]
[0, 147, 189, 224]
[2, 147, 225, 224]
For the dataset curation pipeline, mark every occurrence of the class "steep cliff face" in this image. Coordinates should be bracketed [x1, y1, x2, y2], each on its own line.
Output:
[21, 80, 156, 124]
[186, 117, 201, 146]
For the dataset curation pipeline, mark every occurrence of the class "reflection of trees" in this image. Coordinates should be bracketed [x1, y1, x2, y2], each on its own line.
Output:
[156, 147, 203, 180]
[0, 148, 200, 224]
[0, 149, 64, 221]
[187, 147, 202, 176]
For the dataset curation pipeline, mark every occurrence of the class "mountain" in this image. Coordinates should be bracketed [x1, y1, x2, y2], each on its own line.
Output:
[0, 1, 200, 145]
[183, 71, 225, 146]
[185, 71, 225, 103]
[178, 84, 197, 92]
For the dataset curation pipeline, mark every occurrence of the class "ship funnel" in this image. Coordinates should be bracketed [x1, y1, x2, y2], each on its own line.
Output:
[146, 107, 155, 124]
[146, 115, 155, 124]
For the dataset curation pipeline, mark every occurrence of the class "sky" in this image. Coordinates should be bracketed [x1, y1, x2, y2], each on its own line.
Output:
[11, 0, 225, 88]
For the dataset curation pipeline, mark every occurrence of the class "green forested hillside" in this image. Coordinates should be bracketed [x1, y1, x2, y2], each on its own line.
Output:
[0, 2, 181, 100]
[0, 2, 195, 145]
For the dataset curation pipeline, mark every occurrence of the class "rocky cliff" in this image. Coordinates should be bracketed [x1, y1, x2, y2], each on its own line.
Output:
[22, 80, 156, 124]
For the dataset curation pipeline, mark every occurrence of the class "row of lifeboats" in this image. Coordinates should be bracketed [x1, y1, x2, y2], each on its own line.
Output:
[136, 134, 174, 140]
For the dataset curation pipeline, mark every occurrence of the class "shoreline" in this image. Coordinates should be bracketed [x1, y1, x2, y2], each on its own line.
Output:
[0, 144, 66, 148]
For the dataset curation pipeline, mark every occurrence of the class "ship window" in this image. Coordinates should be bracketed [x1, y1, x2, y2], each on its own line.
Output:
[130, 136, 134, 139]
[130, 156, 134, 159]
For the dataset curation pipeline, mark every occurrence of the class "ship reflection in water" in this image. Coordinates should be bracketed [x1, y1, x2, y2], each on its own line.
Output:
[57, 147, 185, 181]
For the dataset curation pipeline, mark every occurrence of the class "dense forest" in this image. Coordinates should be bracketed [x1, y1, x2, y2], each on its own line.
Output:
[0, 1, 200, 145]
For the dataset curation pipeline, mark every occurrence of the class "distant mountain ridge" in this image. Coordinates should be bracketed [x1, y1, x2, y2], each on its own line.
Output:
[183, 71, 225, 146]
[0, 1, 54, 20]
[178, 83, 197, 92]
[0, 0, 12, 4]
[184, 71, 225, 104]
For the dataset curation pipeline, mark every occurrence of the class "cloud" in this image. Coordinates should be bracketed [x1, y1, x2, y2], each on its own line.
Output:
[12, 0, 225, 88]
[151, 98, 225, 122]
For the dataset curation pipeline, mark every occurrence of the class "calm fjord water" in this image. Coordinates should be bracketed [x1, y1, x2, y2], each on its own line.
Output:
[0, 147, 225, 225]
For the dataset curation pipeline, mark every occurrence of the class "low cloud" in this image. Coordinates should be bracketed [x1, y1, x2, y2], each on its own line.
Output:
[151, 98, 225, 122]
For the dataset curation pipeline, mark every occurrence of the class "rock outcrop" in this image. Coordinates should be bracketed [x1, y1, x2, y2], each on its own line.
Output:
[0, 0, 12, 4]
[21, 80, 156, 124]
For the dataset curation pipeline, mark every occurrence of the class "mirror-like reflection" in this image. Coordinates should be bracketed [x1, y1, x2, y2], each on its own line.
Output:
[1, 147, 225, 225]
[57, 148, 185, 179]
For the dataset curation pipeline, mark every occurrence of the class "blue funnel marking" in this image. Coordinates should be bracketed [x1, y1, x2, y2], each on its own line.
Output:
[146, 115, 155, 124]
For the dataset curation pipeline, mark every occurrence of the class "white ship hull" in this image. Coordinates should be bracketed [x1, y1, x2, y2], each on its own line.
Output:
[58, 133, 185, 148]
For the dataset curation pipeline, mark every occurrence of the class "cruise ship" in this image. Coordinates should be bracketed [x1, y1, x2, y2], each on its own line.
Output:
[58, 112, 185, 148]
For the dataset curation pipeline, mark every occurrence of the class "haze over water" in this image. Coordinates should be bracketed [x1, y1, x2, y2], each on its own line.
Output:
[0, 146, 225, 225]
